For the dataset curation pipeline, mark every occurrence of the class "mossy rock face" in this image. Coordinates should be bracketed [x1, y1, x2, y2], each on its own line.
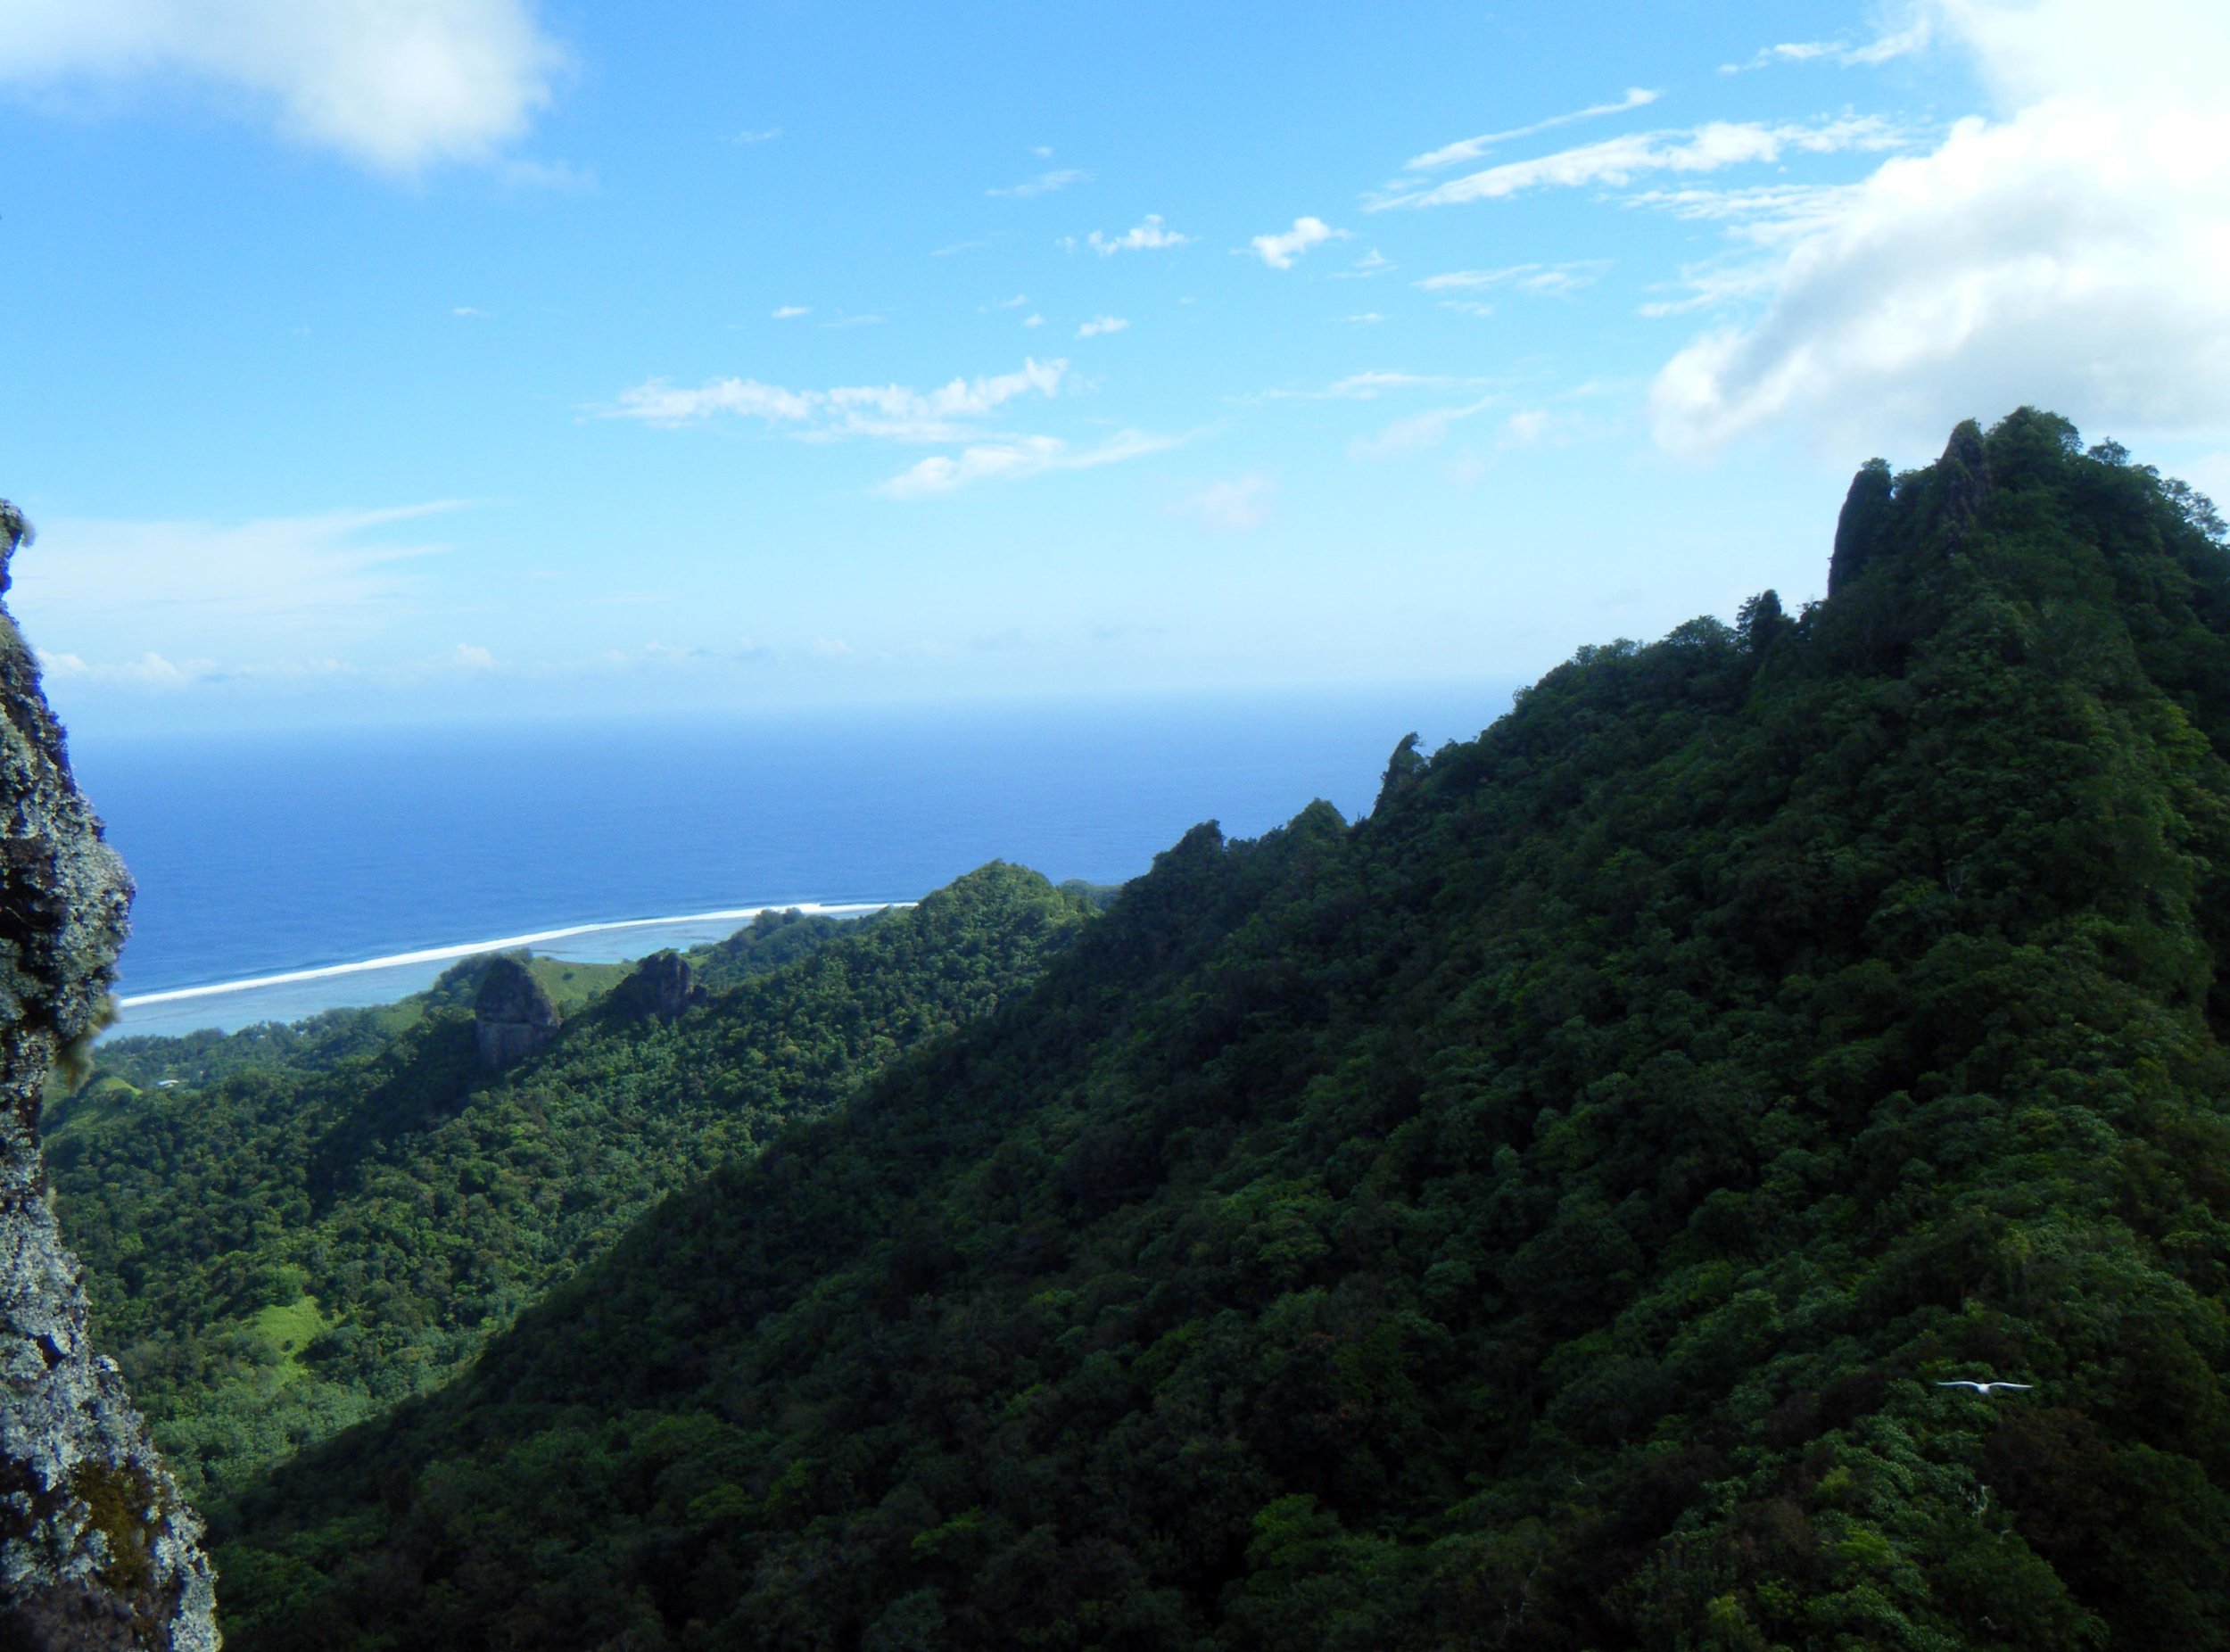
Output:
[0, 504, 218, 1649]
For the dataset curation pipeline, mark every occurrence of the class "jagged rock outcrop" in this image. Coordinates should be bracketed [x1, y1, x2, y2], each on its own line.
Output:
[1937, 414, 1991, 538]
[0, 504, 219, 1649]
[1827, 456, 1894, 597]
[472, 957, 560, 1071]
[603, 951, 704, 1025]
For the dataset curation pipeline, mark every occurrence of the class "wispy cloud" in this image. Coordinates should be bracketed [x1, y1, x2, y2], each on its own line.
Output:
[608, 358, 1068, 443]
[1403, 87, 1661, 172]
[1720, 23, 1931, 73]
[771, 304, 811, 319]
[1170, 474, 1274, 532]
[988, 167, 1087, 198]
[878, 430, 1177, 499]
[1249, 216, 1349, 268]
[1329, 249, 1395, 279]
[1350, 398, 1501, 458]
[1624, 181, 1865, 239]
[1077, 315, 1128, 339]
[731, 127, 781, 144]
[1251, 370, 1489, 403]
[1416, 260, 1610, 299]
[0, 0, 570, 172]
[1371, 117, 1904, 210]
[453, 305, 491, 318]
[12, 502, 458, 661]
[1078, 214, 1190, 254]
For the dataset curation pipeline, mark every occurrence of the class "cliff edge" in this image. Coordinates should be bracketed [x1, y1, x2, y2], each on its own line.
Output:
[0, 504, 218, 1650]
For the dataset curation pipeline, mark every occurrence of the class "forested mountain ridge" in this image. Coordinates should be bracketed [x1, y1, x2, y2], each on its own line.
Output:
[46, 865, 1092, 1509]
[220, 412, 2230, 1649]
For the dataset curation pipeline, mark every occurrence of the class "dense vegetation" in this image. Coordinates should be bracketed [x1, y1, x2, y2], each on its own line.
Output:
[49, 871, 1091, 1507]
[87, 954, 639, 1094]
[202, 413, 2230, 1649]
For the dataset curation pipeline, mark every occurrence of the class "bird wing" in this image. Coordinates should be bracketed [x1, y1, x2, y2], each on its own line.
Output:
[1937, 1380, 1984, 1391]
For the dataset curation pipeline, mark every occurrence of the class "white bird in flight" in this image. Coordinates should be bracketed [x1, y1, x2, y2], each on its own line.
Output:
[1937, 1380, 2033, 1395]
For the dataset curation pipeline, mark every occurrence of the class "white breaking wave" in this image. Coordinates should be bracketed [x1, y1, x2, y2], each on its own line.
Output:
[117, 901, 904, 1008]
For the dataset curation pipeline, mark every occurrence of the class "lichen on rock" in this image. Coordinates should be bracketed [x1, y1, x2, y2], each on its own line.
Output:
[0, 501, 219, 1649]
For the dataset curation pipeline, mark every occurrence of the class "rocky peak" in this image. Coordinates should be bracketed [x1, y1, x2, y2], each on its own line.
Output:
[1937, 416, 1991, 541]
[0, 504, 219, 1648]
[604, 951, 704, 1025]
[473, 956, 561, 1071]
[1827, 457, 1894, 598]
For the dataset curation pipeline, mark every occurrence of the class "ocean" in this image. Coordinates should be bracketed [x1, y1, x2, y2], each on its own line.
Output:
[73, 687, 1513, 1038]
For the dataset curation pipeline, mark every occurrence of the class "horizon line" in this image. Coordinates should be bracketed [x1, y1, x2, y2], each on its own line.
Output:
[115, 901, 907, 1008]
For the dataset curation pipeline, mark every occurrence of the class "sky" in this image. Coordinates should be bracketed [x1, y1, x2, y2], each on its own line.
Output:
[3, 0, 2227, 736]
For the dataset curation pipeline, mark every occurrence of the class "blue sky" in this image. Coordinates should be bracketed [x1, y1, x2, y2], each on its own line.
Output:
[3, 0, 2226, 734]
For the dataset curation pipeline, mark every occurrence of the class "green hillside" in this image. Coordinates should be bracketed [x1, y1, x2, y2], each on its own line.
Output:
[48, 867, 1092, 1508]
[220, 411, 2230, 1649]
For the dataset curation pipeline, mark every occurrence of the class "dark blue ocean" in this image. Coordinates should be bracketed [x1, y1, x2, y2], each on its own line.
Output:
[75, 687, 1513, 1038]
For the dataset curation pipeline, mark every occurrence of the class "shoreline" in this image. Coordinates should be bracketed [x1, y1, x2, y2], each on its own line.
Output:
[115, 900, 904, 1009]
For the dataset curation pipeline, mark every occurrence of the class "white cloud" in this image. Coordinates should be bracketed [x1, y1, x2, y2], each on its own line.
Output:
[988, 167, 1087, 198]
[1404, 87, 1661, 171]
[1084, 214, 1190, 255]
[450, 642, 500, 671]
[1625, 182, 1865, 241]
[1350, 397, 1500, 459]
[11, 503, 451, 661]
[0, 0, 566, 173]
[1022, 313, 1045, 329]
[1721, 23, 1932, 73]
[1650, 0, 2230, 455]
[771, 304, 811, 319]
[1503, 409, 1552, 446]
[1319, 370, 1452, 398]
[1416, 260, 1610, 298]
[1372, 117, 1904, 210]
[1077, 315, 1128, 339]
[1329, 249, 1395, 279]
[1499, 408, 1590, 448]
[1172, 475, 1274, 532]
[1252, 370, 1488, 403]
[609, 358, 1067, 442]
[878, 430, 1177, 500]
[1348, 312, 1386, 324]
[452, 305, 490, 318]
[37, 650, 220, 690]
[1250, 216, 1349, 269]
[731, 126, 780, 144]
